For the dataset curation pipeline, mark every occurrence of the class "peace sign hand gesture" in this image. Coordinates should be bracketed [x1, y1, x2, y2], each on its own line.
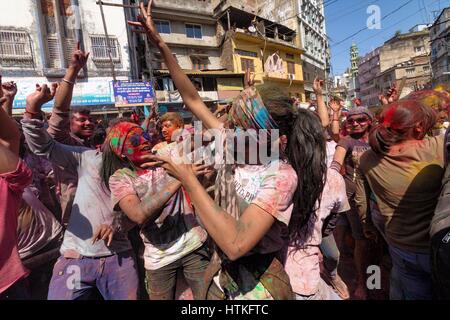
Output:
[128, 1, 163, 47]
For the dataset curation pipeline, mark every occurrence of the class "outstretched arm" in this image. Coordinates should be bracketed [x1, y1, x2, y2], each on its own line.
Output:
[329, 99, 342, 142]
[128, 1, 221, 130]
[48, 43, 89, 143]
[146, 154, 276, 261]
[53, 42, 89, 113]
[313, 77, 330, 128]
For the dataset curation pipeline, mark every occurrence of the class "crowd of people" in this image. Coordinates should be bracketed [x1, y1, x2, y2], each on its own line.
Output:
[1, 1, 449, 300]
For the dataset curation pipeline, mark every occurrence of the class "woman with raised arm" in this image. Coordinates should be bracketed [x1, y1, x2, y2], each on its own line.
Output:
[128, 1, 339, 300]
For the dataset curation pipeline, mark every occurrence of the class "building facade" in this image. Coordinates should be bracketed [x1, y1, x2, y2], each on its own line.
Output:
[430, 7, 450, 85]
[374, 54, 431, 97]
[215, 3, 305, 101]
[256, 0, 329, 100]
[0, 0, 133, 114]
[358, 29, 431, 107]
[139, 0, 245, 121]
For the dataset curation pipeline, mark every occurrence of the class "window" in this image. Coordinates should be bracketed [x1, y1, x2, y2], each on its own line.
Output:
[191, 56, 209, 70]
[40, 0, 79, 69]
[241, 58, 255, 72]
[40, 0, 77, 69]
[0, 30, 34, 67]
[235, 49, 257, 57]
[287, 61, 295, 75]
[285, 53, 295, 60]
[423, 65, 430, 72]
[414, 46, 424, 53]
[155, 20, 171, 34]
[185, 24, 202, 39]
[406, 68, 415, 75]
[90, 35, 121, 63]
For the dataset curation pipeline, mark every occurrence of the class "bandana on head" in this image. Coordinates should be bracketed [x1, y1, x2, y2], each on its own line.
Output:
[105, 122, 140, 157]
[228, 87, 278, 131]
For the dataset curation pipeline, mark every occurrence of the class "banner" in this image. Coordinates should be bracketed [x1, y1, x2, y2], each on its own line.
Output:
[113, 81, 155, 107]
[8, 77, 116, 109]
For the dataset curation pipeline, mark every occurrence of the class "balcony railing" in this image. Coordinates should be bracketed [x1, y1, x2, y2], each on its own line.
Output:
[156, 90, 219, 102]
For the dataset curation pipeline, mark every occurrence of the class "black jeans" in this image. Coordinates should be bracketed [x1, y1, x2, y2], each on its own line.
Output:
[431, 227, 450, 300]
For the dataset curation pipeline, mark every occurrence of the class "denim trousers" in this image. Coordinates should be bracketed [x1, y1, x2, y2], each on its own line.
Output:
[388, 244, 432, 300]
[145, 245, 213, 300]
[47, 250, 139, 300]
[320, 234, 340, 278]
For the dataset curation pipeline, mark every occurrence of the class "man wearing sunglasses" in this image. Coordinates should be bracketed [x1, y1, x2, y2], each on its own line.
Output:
[331, 106, 374, 300]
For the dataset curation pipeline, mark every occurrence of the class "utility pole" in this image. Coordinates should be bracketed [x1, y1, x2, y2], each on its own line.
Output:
[98, 0, 117, 81]
[96, 0, 158, 117]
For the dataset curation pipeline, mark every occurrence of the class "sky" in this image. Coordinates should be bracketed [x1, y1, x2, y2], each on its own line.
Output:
[325, 0, 450, 76]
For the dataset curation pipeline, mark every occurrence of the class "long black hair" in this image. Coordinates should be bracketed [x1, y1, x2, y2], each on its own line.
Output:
[258, 85, 327, 248]
[287, 109, 327, 247]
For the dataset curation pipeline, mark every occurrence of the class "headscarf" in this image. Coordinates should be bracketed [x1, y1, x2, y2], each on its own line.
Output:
[104, 122, 139, 157]
[227, 86, 278, 132]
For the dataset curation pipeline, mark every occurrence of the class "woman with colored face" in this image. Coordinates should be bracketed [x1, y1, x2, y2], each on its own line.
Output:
[100, 121, 218, 300]
[331, 107, 374, 300]
[128, 1, 334, 301]
[116, 125, 152, 165]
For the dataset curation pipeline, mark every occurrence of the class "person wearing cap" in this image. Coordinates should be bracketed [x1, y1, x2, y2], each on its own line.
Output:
[331, 106, 374, 300]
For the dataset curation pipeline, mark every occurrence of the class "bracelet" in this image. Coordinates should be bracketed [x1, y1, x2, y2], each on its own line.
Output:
[62, 78, 75, 86]
[24, 109, 40, 115]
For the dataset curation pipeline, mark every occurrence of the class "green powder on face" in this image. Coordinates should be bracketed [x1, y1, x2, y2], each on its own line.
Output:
[111, 137, 119, 146]
[127, 148, 134, 155]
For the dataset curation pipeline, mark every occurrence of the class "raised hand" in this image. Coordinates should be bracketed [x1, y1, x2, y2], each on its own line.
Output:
[69, 42, 90, 72]
[26, 83, 58, 112]
[329, 98, 342, 113]
[386, 82, 398, 103]
[2, 81, 17, 99]
[313, 77, 324, 95]
[128, 1, 163, 46]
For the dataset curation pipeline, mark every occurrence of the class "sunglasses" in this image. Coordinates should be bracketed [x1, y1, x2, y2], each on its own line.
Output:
[347, 117, 369, 125]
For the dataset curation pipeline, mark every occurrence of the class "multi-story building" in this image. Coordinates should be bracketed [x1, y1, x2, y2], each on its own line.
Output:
[358, 28, 431, 106]
[358, 48, 380, 106]
[214, 2, 305, 100]
[139, 0, 244, 121]
[257, 0, 329, 100]
[430, 7, 450, 85]
[374, 54, 431, 97]
[331, 71, 351, 104]
[0, 0, 133, 114]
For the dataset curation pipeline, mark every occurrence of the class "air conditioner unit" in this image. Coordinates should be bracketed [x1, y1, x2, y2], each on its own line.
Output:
[288, 74, 295, 80]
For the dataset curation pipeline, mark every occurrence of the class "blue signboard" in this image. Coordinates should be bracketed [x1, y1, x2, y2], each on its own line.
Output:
[112, 81, 155, 107]
[10, 78, 115, 109]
